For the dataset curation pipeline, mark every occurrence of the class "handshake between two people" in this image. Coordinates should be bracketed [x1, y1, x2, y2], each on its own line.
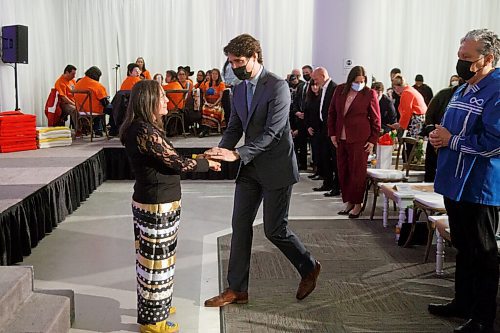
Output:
[196, 147, 240, 172]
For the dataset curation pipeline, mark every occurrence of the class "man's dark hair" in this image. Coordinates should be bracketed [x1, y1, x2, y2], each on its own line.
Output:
[390, 67, 401, 76]
[224, 34, 263, 64]
[85, 66, 102, 81]
[64, 65, 76, 74]
[371, 81, 384, 92]
[127, 63, 140, 76]
[302, 65, 313, 71]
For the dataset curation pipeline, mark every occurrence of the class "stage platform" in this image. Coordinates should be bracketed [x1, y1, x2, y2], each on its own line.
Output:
[0, 134, 235, 265]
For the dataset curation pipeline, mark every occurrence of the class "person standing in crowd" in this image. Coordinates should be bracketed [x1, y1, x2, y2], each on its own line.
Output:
[304, 80, 322, 179]
[73, 66, 110, 137]
[421, 75, 463, 182]
[311, 67, 339, 196]
[121, 63, 142, 90]
[302, 65, 313, 82]
[413, 74, 434, 105]
[289, 73, 307, 170]
[389, 67, 402, 117]
[329, 66, 381, 218]
[120, 80, 220, 333]
[153, 73, 164, 86]
[428, 28, 500, 333]
[203, 34, 320, 307]
[54, 64, 77, 123]
[371, 81, 397, 134]
[136, 57, 151, 80]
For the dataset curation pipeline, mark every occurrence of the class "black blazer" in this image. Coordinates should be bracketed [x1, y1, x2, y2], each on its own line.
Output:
[219, 68, 299, 190]
[379, 94, 397, 133]
[320, 80, 337, 134]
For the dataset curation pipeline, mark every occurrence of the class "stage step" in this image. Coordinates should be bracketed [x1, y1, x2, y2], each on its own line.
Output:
[0, 267, 71, 333]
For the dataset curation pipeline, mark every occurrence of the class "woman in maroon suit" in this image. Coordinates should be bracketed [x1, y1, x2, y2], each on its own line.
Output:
[328, 66, 381, 218]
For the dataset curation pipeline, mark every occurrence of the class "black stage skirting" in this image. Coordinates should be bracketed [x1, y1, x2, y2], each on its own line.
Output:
[0, 147, 238, 265]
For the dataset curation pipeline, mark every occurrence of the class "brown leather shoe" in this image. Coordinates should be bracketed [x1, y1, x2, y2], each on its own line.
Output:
[204, 288, 248, 307]
[296, 260, 321, 300]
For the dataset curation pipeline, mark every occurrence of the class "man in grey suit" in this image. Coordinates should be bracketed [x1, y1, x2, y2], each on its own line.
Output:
[204, 34, 321, 307]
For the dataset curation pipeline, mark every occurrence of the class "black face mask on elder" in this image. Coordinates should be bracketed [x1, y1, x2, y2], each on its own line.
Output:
[456, 57, 483, 81]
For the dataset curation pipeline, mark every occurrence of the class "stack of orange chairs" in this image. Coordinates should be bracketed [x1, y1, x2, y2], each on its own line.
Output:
[0, 110, 37, 153]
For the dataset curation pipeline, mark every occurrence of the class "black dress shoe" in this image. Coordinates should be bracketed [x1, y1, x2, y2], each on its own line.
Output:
[313, 185, 332, 192]
[324, 189, 340, 197]
[454, 319, 494, 333]
[308, 173, 319, 179]
[428, 301, 468, 318]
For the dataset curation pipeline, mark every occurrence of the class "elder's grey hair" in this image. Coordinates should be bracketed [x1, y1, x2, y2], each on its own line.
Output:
[461, 29, 500, 66]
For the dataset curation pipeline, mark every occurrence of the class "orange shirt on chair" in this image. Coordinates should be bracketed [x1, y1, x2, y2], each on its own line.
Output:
[163, 81, 185, 111]
[74, 76, 108, 114]
[54, 75, 76, 102]
[120, 76, 141, 90]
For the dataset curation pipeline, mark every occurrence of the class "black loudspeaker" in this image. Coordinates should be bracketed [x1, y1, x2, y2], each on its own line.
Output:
[1, 25, 28, 64]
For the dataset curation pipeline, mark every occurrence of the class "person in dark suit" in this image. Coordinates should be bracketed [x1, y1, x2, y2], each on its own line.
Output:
[203, 34, 321, 307]
[311, 67, 339, 196]
[303, 80, 322, 178]
[329, 66, 381, 218]
[371, 81, 396, 134]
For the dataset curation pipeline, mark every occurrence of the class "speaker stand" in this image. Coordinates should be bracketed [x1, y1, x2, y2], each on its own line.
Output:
[14, 62, 20, 110]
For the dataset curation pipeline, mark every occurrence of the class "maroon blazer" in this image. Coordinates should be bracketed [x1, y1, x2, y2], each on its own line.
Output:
[327, 84, 381, 144]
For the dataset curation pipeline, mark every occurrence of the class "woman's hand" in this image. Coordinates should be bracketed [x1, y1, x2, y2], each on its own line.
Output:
[330, 136, 337, 148]
[208, 159, 221, 171]
[388, 123, 401, 130]
[364, 142, 374, 153]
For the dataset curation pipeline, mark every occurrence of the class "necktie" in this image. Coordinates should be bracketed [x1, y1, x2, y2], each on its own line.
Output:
[246, 81, 254, 113]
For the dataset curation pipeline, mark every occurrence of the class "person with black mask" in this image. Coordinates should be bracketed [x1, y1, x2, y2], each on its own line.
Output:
[302, 65, 313, 82]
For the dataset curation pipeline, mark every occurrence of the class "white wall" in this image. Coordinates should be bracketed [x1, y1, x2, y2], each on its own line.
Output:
[313, 0, 500, 93]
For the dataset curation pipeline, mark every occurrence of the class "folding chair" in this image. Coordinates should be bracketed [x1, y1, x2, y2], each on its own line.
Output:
[164, 89, 189, 137]
[72, 89, 108, 141]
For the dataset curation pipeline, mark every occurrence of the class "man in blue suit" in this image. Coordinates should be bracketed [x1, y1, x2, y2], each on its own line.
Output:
[204, 34, 321, 307]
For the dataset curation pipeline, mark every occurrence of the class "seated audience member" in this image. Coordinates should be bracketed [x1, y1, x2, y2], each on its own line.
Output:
[163, 70, 184, 112]
[449, 74, 461, 87]
[153, 73, 164, 86]
[136, 57, 151, 80]
[413, 74, 434, 105]
[54, 64, 77, 123]
[177, 67, 192, 91]
[199, 68, 226, 137]
[195, 70, 206, 89]
[73, 66, 110, 136]
[120, 63, 142, 90]
[183, 66, 195, 87]
[371, 81, 397, 134]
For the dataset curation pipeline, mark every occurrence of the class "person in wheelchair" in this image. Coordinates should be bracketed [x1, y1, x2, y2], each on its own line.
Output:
[74, 66, 110, 137]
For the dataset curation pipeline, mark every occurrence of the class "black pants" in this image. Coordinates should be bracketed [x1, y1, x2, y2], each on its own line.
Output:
[318, 132, 339, 189]
[424, 143, 437, 182]
[445, 197, 499, 325]
[227, 163, 315, 292]
[293, 129, 308, 170]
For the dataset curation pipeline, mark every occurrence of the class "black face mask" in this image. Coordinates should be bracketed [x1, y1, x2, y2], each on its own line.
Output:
[233, 59, 254, 80]
[456, 58, 482, 81]
[303, 74, 311, 82]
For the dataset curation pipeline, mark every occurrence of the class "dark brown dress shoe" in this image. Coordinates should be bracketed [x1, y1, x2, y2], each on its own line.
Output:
[296, 260, 321, 300]
[204, 288, 248, 307]
[454, 319, 494, 333]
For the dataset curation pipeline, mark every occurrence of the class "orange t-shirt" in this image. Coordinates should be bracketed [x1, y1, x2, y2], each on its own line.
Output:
[74, 76, 108, 114]
[163, 81, 185, 111]
[54, 75, 76, 102]
[120, 76, 141, 90]
[205, 82, 226, 104]
[398, 86, 427, 129]
[141, 70, 152, 80]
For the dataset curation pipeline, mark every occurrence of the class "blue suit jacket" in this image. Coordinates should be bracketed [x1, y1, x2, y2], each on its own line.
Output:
[219, 67, 299, 190]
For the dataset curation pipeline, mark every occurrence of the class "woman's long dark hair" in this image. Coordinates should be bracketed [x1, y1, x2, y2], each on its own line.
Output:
[119, 80, 164, 145]
[210, 68, 222, 86]
[342, 65, 368, 95]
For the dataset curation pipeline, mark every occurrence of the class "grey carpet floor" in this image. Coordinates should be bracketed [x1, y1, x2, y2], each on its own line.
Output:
[218, 218, 500, 333]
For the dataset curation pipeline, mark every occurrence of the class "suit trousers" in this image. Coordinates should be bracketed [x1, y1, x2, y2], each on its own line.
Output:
[337, 140, 369, 204]
[319, 131, 339, 189]
[445, 197, 499, 325]
[227, 162, 315, 292]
